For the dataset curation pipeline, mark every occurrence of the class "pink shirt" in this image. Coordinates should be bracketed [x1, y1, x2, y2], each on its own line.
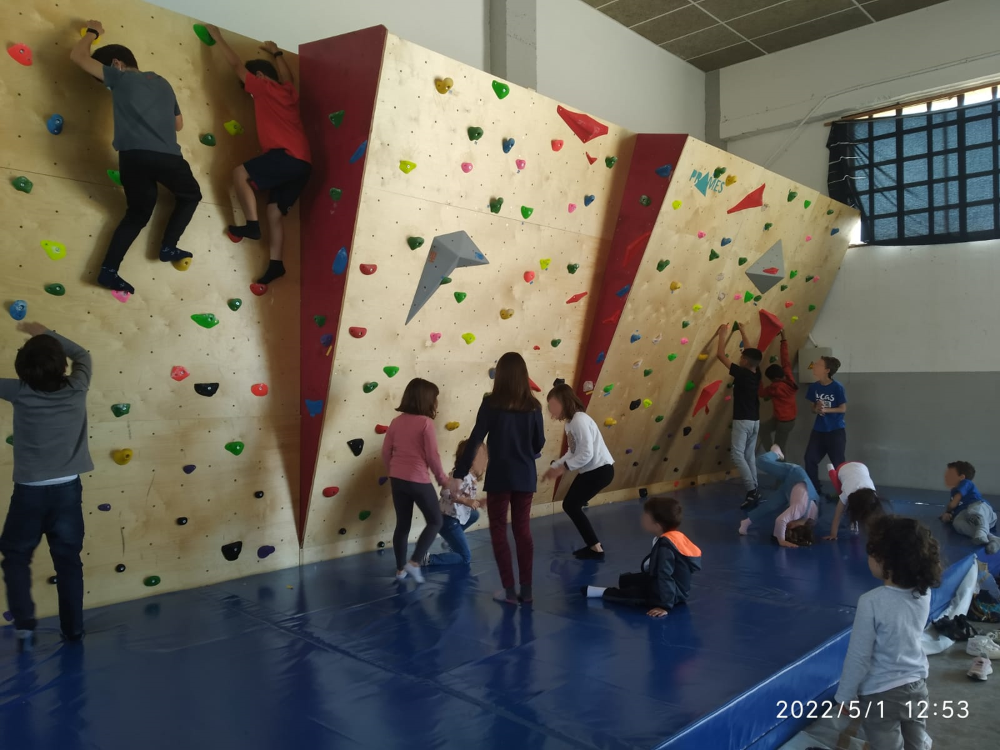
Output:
[381, 414, 449, 487]
[773, 483, 819, 541]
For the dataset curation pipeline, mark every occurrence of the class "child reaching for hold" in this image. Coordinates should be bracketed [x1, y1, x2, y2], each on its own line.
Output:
[582, 498, 701, 618]
[740, 446, 818, 548]
[835, 516, 942, 750]
[824, 461, 884, 541]
[424, 441, 487, 567]
[941, 461, 1000, 554]
[758, 329, 798, 454]
[715, 322, 763, 510]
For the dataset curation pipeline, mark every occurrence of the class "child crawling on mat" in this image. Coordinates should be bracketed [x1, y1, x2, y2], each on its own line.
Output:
[941, 461, 1000, 554]
[582, 497, 701, 618]
[824, 460, 885, 541]
[423, 441, 487, 567]
[739, 445, 818, 548]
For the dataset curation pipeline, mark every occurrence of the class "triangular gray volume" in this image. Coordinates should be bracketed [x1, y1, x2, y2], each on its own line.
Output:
[745, 239, 785, 295]
[405, 231, 489, 324]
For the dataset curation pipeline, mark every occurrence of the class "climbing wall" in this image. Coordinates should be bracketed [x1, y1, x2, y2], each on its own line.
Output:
[0, 0, 301, 615]
[573, 136, 859, 502]
[298, 30, 635, 560]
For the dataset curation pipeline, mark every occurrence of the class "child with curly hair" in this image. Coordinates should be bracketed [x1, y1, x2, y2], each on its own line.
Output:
[835, 516, 942, 750]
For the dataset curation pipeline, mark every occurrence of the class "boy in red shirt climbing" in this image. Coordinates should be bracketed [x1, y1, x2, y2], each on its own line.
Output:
[204, 25, 312, 286]
[759, 329, 798, 454]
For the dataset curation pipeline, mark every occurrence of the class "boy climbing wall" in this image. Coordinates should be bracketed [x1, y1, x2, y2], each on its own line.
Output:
[204, 24, 312, 286]
[716, 322, 763, 510]
[70, 21, 202, 295]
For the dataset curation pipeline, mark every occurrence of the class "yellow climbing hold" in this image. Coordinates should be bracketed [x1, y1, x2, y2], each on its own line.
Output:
[670, 281, 682, 291]
[40, 240, 67, 261]
[698, 353, 709, 361]
[112, 448, 133, 466]
[172, 257, 192, 271]
[223, 120, 244, 136]
[399, 160, 417, 174]
[672, 200, 682, 210]
[791, 316, 799, 322]
[539, 258, 551, 270]
[499, 308, 514, 320]
[725, 175, 737, 186]
[642, 399, 652, 408]
[604, 418, 617, 427]
[461, 333, 476, 345]
[434, 77, 454, 94]
[692, 304, 703, 312]
[445, 421, 460, 431]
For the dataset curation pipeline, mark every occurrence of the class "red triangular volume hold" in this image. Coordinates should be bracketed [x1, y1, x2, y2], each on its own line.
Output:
[528, 377, 542, 393]
[727, 183, 766, 214]
[692, 380, 723, 417]
[757, 309, 784, 351]
[556, 105, 609, 143]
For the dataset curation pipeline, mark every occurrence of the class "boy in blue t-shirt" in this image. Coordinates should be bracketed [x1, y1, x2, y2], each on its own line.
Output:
[941, 461, 999, 554]
[804, 356, 846, 497]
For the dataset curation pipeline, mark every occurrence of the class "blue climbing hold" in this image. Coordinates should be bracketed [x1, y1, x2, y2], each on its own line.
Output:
[615, 285, 630, 298]
[630, 332, 641, 343]
[182, 464, 196, 474]
[8, 300, 27, 321]
[305, 399, 324, 417]
[332, 246, 349, 275]
[349, 140, 368, 164]
[720, 237, 732, 246]
[596, 351, 605, 363]
[257, 545, 276, 559]
[502, 138, 515, 154]
[98, 503, 111, 511]
[655, 164, 672, 178]
[47, 114, 64, 135]
[488, 367, 496, 379]
[584, 195, 595, 207]
[319, 334, 333, 347]
[831, 227, 840, 235]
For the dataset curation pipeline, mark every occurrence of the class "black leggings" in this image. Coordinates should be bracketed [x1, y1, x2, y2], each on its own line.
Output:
[562, 464, 615, 547]
[390, 478, 443, 570]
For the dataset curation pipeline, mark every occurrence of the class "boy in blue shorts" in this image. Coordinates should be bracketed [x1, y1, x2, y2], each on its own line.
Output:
[204, 24, 312, 286]
[941, 461, 999, 554]
[804, 356, 847, 498]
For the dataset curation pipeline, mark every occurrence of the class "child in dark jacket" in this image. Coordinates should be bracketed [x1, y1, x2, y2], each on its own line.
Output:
[759, 330, 798, 453]
[583, 498, 701, 617]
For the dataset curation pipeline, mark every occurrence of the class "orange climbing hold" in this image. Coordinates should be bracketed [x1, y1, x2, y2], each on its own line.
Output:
[727, 183, 766, 214]
[556, 105, 609, 143]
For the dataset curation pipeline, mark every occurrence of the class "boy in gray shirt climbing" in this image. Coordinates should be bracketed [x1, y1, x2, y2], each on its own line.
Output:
[70, 20, 202, 295]
[0, 323, 94, 652]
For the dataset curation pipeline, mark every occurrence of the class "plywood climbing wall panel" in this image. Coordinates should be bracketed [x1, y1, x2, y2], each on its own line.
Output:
[576, 137, 858, 499]
[0, 0, 301, 615]
[300, 32, 635, 560]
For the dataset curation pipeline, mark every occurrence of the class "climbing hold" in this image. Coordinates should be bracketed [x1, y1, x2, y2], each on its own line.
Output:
[503, 138, 516, 154]
[176, 517, 188, 526]
[192, 23, 216, 45]
[329, 187, 343, 202]
[348, 327, 367, 339]
[313, 315, 328, 328]
[809, 304, 817, 312]
[630, 333, 641, 344]
[8, 300, 27, 321]
[107, 170, 122, 186]
[112, 449, 133, 466]
[721, 238, 732, 246]
[805, 235, 813, 242]
[429, 332, 442, 343]
[358, 263, 378, 277]
[116, 564, 126, 573]
[629, 399, 641, 411]
[453, 291, 467, 303]
[585, 152, 597, 165]
[602, 384, 614, 394]
[332, 246, 349, 274]
[362, 381, 378, 394]
[358, 509, 371, 520]
[806, 274, 816, 282]
[305, 399, 323, 418]
[7, 43, 33, 66]
[250, 283, 267, 296]
[584, 195, 595, 206]
[680, 337, 689, 345]
[605, 156, 617, 168]
[194, 383, 219, 397]
[225, 441, 245, 456]
[328, 109, 346, 128]
[789, 270, 798, 279]
[224, 120, 244, 136]
[257, 546, 276, 559]
[652, 445, 661, 452]
[657, 260, 671, 272]
[682, 321, 690, 329]
[399, 160, 417, 174]
[787, 190, 798, 202]
[170, 366, 190, 382]
[693, 304, 703, 312]
[791, 316, 799, 322]
[567, 203, 577, 213]
[521, 206, 534, 219]
[780, 285, 788, 292]
[381, 366, 399, 379]
[727, 184, 766, 214]
[44, 283, 66, 296]
[492, 80, 510, 99]
[191, 313, 219, 329]
[698, 353, 708, 361]
[669, 281, 682, 291]
[500, 308, 514, 319]
[405, 237, 427, 253]
[516, 159, 526, 170]
[221, 541, 243, 562]
[655, 416, 666, 424]
[489, 197, 504, 214]
[40, 240, 66, 261]
[173, 257, 192, 271]
[144, 576, 161, 587]
[461, 162, 473, 173]
[223, 298, 242, 313]
[616, 285, 630, 297]
[804, 199, 812, 208]
[250, 383, 269, 397]
[12, 176, 33, 194]
[434, 78, 453, 94]
[440, 420, 461, 433]
[47, 114, 64, 135]
[349, 141, 368, 163]
[199, 132, 216, 147]
[726, 175, 738, 186]
[764, 223, 773, 231]
[182, 465, 196, 474]
[551, 339, 561, 348]
[550, 139, 563, 151]
[639, 195, 651, 206]
[785, 301, 794, 309]
[604, 418, 617, 427]
[461, 333, 476, 345]
[709, 249, 720, 261]
[467, 127, 484, 141]
[338, 528, 347, 536]
[656, 164, 673, 178]
[642, 399, 652, 409]
[567, 263, 580, 274]
[4, 436, 11, 446]
[744, 291, 755, 303]
[672, 200, 682, 210]
[523, 271, 535, 283]
[830, 228, 840, 236]
[714, 167, 727, 179]
[737, 257, 749, 267]
[111, 403, 131, 418]
[323, 486, 340, 498]
[556, 105, 609, 143]
[597, 352, 605, 363]
[97, 503, 111, 512]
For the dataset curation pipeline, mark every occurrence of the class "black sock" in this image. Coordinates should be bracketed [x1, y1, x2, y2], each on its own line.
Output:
[228, 221, 261, 240]
[160, 245, 193, 262]
[97, 267, 135, 294]
[257, 260, 285, 285]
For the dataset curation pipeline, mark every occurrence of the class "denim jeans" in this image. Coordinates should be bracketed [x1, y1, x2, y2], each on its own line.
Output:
[750, 452, 820, 525]
[731, 420, 760, 491]
[0, 478, 85, 636]
[428, 509, 480, 566]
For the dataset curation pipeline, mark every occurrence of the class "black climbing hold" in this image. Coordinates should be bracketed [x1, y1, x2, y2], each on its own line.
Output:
[194, 382, 219, 397]
[339, 527, 347, 535]
[48, 576, 57, 584]
[115, 564, 126, 573]
[254, 491, 264, 499]
[176, 517, 188, 525]
[632, 462, 639, 467]
[683, 426, 692, 436]
[629, 399, 641, 411]
[639, 488, 648, 498]
[377, 541, 386, 549]
[221, 541, 243, 561]
[347, 438, 364, 456]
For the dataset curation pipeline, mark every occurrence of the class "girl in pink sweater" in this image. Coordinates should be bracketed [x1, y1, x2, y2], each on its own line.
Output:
[382, 378, 449, 582]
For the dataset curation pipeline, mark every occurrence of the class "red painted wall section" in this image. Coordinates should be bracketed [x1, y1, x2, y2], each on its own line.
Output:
[297, 26, 388, 541]
[576, 134, 689, 406]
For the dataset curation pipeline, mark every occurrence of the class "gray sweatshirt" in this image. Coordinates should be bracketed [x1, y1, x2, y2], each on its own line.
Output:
[0, 331, 94, 483]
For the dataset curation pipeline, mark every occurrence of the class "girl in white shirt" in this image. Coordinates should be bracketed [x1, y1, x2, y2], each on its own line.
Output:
[824, 461, 885, 541]
[740, 445, 818, 548]
[543, 384, 615, 561]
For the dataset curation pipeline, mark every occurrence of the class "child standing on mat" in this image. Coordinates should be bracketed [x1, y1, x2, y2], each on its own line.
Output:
[824, 461, 884, 541]
[381, 378, 448, 583]
[0, 323, 93, 652]
[70, 21, 201, 295]
[740, 446, 818, 548]
[582, 498, 701, 618]
[835, 515, 942, 750]
[424, 441, 486, 567]
[759, 329, 798, 454]
[205, 25, 312, 286]
[451, 352, 545, 605]
[715, 322, 763, 510]
[543, 383, 615, 561]
[804, 356, 847, 497]
[941, 461, 1000, 554]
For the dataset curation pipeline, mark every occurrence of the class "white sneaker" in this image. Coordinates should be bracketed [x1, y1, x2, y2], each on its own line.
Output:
[395, 570, 408, 581]
[770, 444, 784, 461]
[967, 656, 992, 680]
[986, 631, 1000, 644]
[850, 521, 860, 533]
[403, 561, 425, 583]
[966, 635, 1000, 659]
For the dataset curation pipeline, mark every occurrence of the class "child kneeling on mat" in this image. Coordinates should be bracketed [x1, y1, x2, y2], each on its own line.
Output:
[941, 461, 1000, 554]
[424, 441, 487, 567]
[582, 498, 701, 618]
[824, 461, 885, 541]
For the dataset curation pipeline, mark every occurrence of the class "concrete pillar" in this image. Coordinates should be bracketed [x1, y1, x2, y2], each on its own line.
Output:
[490, 0, 537, 90]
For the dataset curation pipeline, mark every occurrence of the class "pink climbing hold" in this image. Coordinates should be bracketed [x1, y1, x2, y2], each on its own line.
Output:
[697, 231, 706, 239]
[568, 203, 577, 213]
[566, 292, 588, 304]
[515, 159, 526, 170]
[170, 366, 190, 382]
[250, 283, 268, 296]
[556, 105, 609, 143]
[680, 337, 689, 345]
[805, 235, 813, 242]
[461, 162, 473, 173]
[523, 271, 535, 283]
[812, 275, 820, 282]
[785, 301, 794, 308]
[551, 140, 564, 151]
[430, 332, 442, 343]
[585, 153, 597, 165]
[251, 383, 269, 397]
[111, 290, 130, 303]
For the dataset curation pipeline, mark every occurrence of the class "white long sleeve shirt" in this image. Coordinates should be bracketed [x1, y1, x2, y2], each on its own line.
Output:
[552, 412, 614, 474]
[773, 484, 818, 541]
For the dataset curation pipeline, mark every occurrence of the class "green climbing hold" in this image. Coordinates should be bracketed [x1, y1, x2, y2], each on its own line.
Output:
[439, 276, 452, 285]
[107, 170, 122, 186]
[44, 283, 65, 296]
[225, 441, 245, 456]
[787, 190, 798, 202]
[770, 356, 778, 364]
[329, 188, 342, 201]
[567, 263, 579, 274]
[521, 206, 534, 219]
[454, 291, 467, 303]
[314, 314, 326, 326]
[743, 291, 754, 303]
[656, 260, 670, 272]
[605, 156, 617, 168]
[732, 321, 740, 332]
[489, 197, 504, 214]
[358, 510, 371, 521]
[789, 270, 798, 279]
[754, 295, 762, 302]
[603, 384, 614, 394]
[644, 369, 653, 377]
[191, 313, 219, 329]
[407, 237, 424, 250]
[5, 435, 12, 446]
[228, 299, 242, 311]
[805, 275, 815, 282]
[12, 176, 33, 194]
[684, 381, 695, 392]
[809, 304, 817, 312]
[651, 445, 661, 452]
[383, 366, 399, 378]
[492, 80, 510, 100]
[655, 415, 664, 423]
[738, 257, 748, 266]
[467, 127, 484, 141]
[826, 209, 834, 215]
[709, 249, 720, 261]
[780, 285, 788, 292]
[199, 133, 216, 147]
[639, 195, 651, 207]
[667, 353, 678, 361]
[804, 199, 812, 208]
[329, 110, 345, 127]
[764, 222, 773, 231]
[682, 321, 690, 329]
[714, 167, 726, 179]
[143, 575, 161, 587]
[192, 23, 215, 45]
[111, 403, 131, 418]
[551, 339, 561, 348]
[363, 382, 378, 394]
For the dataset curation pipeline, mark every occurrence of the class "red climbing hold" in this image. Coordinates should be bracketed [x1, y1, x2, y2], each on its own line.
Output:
[533, 345, 540, 350]
[566, 292, 588, 304]
[785, 301, 794, 308]
[727, 184, 766, 214]
[7, 44, 32, 66]
[692, 380, 723, 416]
[528, 378, 542, 393]
[360, 264, 377, 275]
[349, 327, 367, 338]
[170, 366, 190, 382]
[585, 152, 597, 165]
[551, 140, 564, 151]
[757, 309, 784, 351]
[763, 267, 779, 275]
[523, 271, 535, 283]
[375, 424, 389, 434]
[322, 486, 340, 497]
[623, 231, 652, 268]
[556, 105, 609, 143]
[602, 308, 622, 325]
[251, 383, 269, 397]
[250, 283, 268, 296]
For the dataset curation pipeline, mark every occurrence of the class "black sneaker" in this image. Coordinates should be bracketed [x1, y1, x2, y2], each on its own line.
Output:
[575, 548, 606, 561]
[572, 546, 591, 557]
[740, 490, 760, 511]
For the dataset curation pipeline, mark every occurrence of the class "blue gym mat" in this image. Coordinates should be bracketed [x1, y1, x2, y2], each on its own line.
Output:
[0, 482, 986, 750]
